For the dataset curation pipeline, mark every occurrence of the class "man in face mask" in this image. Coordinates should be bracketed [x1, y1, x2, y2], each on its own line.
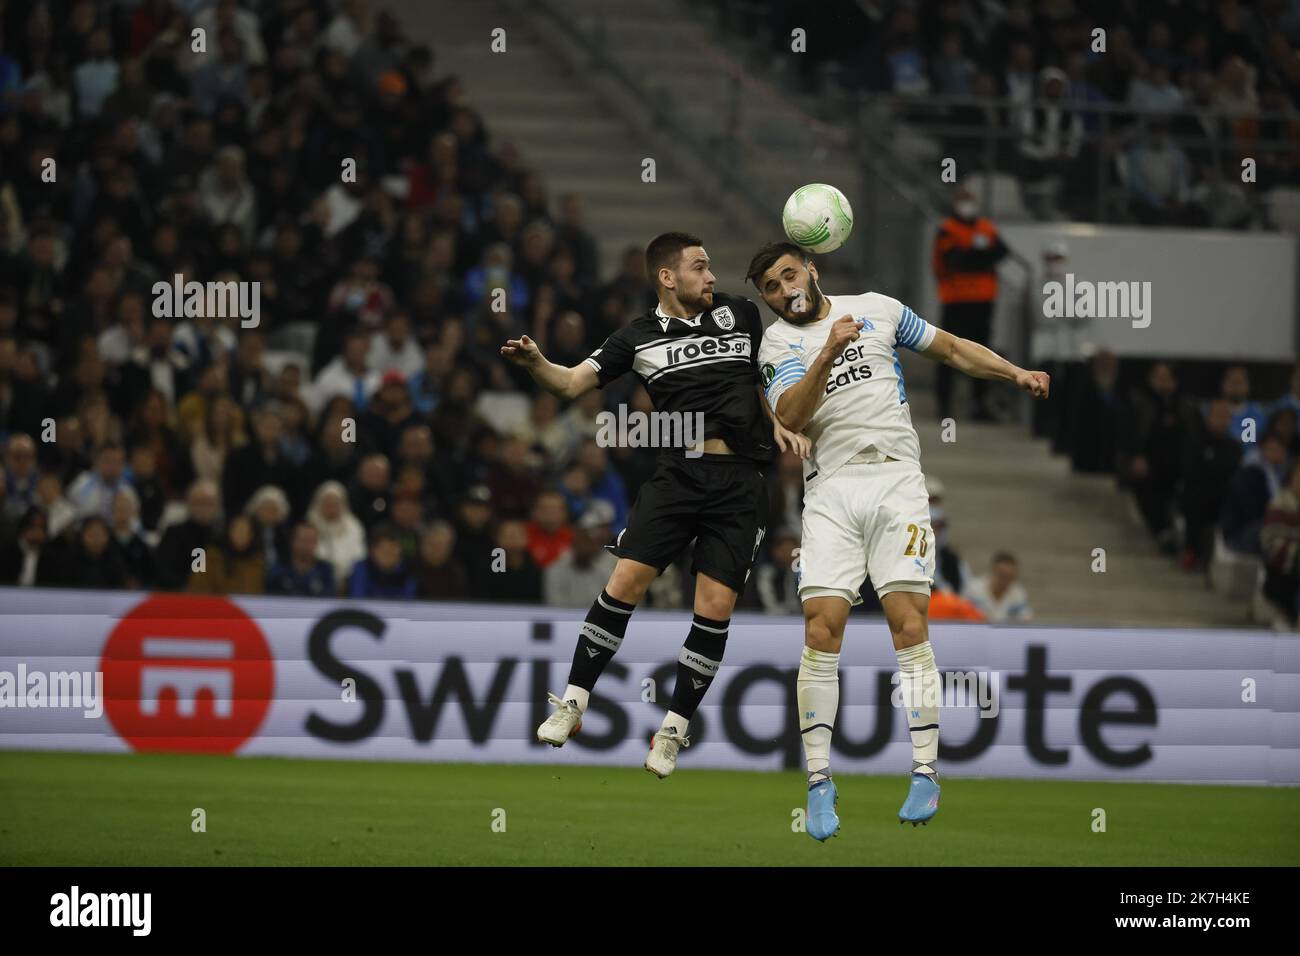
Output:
[931, 185, 1010, 421]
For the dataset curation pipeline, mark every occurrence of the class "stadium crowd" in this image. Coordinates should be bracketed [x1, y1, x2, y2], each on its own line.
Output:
[754, 0, 1300, 224]
[0, 0, 833, 614]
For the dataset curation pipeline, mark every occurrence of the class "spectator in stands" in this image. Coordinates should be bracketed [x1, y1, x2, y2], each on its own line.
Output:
[1180, 399, 1244, 572]
[1268, 361, 1300, 433]
[492, 518, 542, 604]
[3, 432, 40, 519]
[1017, 67, 1083, 218]
[554, 192, 599, 288]
[963, 552, 1033, 622]
[487, 435, 542, 521]
[390, 492, 426, 560]
[357, 370, 420, 459]
[1213, 365, 1268, 446]
[349, 453, 392, 531]
[67, 442, 129, 522]
[1221, 431, 1289, 556]
[1126, 120, 1195, 226]
[455, 483, 497, 598]
[0, 506, 51, 586]
[221, 404, 294, 518]
[266, 522, 336, 598]
[414, 520, 468, 601]
[368, 311, 423, 380]
[1070, 349, 1120, 473]
[188, 512, 264, 595]
[569, 439, 629, 531]
[33, 472, 77, 539]
[309, 326, 380, 417]
[1118, 361, 1198, 551]
[348, 523, 416, 599]
[526, 488, 572, 569]
[109, 485, 154, 588]
[190, 393, 243, 491]
[155, 479, 221, 590]
[307, 480, 367, 590]
[543, 501, 617, 608]
[927, 476, 970, 595]
[245, 484, 291, 569]
[54, 516, 127, 590]
[1261, 461, 1300, 628]
[932, 184, 1008, 421]
[752, 527, 801, 615]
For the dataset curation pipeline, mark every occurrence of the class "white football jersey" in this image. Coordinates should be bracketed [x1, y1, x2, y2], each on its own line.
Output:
[758, 293, 936, 490]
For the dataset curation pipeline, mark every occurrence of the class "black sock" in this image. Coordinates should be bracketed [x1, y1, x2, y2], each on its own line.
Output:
[669, 613, 729, 720]
[566, 589, 635, 694]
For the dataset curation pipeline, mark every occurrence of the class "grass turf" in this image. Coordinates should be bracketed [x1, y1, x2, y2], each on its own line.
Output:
[1, 750, 1296, 866]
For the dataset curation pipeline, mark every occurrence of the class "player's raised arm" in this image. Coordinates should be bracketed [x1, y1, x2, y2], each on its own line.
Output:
[920, 326, 1050, 399]
[500, 334, 599, 400]
[772, 314, 863, 432]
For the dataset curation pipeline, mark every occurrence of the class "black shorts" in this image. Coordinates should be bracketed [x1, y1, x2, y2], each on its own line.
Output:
[607, 453, 769, 594]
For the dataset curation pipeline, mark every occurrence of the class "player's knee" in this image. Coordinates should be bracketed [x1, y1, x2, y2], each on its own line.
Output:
[890, 611, 928, 648]
[805, 613, 844, 653]
[694, 592, 735, 620]
[606, 562, 655, 605]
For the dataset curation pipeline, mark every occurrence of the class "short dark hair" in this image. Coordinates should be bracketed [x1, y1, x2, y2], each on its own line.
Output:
[645, 232, 703, 284]
[991, 552, 1018, 566]
[745, 241, 808, 287]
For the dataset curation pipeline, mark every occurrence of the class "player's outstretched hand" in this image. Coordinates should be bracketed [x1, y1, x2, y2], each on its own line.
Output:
[825, 315, 863, 360]
[501, 335, 540, 367]
[1016, 369, 1050, 398]
[773, 419, 811, 460]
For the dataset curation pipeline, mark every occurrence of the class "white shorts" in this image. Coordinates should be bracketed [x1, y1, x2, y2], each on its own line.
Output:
[797, 459, 935, 606]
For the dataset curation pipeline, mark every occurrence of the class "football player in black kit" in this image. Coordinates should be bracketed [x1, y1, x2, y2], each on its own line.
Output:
[502, 232, 808, 777]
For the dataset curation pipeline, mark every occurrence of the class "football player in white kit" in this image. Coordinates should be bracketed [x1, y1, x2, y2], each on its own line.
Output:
[747, 242, 1050, 840]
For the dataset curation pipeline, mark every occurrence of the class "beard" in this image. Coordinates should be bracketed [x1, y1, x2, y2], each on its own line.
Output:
[784, 281, 823, 325]
[679, 286, 714, 313]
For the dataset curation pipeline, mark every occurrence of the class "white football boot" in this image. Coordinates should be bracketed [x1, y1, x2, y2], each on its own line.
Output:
[536, 692, 583, 747]
[644, 725, 690, 778]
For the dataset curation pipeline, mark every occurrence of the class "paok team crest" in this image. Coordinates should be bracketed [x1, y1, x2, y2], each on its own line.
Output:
[712, 305, 735, 330]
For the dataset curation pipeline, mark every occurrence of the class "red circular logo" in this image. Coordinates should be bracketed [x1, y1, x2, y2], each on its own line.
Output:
[101, 594, 274, 754]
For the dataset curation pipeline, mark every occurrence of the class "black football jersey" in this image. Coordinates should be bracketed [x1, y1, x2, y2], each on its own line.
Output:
[582, 292, 776, 464]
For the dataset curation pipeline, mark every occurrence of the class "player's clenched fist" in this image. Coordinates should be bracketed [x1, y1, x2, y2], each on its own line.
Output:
[1016, 369, 1050, 398]
[824, 315, 863, 361]
[501, 335, 540, 366]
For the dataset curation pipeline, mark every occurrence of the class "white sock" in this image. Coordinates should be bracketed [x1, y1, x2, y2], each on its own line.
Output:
[661, 710, 690, 737]
[562, 684, 590, 713]
[896, 641, 939, 776]
[797, 646, 840, 779]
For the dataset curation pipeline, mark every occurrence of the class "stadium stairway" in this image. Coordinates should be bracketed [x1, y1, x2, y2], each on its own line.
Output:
[393, 0, 780, 285]
[905, 386, 1251, 628]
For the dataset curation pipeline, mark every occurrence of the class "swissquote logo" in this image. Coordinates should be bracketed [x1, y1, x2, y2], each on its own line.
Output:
[101, 595, 273, 754]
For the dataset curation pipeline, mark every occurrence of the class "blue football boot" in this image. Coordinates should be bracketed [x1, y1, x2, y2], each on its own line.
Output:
[807, 777, 840, 841]
[898, 772, 940, 826]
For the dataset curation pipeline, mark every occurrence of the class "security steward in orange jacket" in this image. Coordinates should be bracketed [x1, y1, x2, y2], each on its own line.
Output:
[932, 185, 1009, 421]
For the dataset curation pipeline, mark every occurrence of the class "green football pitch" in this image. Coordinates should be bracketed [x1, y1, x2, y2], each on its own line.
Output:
[1, 751, 1296, 866]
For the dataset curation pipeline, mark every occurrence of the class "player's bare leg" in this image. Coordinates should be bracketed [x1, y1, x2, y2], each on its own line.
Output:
[799, 594, 851, 840]
[645, 571, 739, 778]
[537, 557, 658, 746]
[883, 589, 942, 825]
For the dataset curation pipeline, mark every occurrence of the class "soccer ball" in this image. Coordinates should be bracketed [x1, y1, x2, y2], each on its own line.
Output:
[782, 183, 854, 254]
